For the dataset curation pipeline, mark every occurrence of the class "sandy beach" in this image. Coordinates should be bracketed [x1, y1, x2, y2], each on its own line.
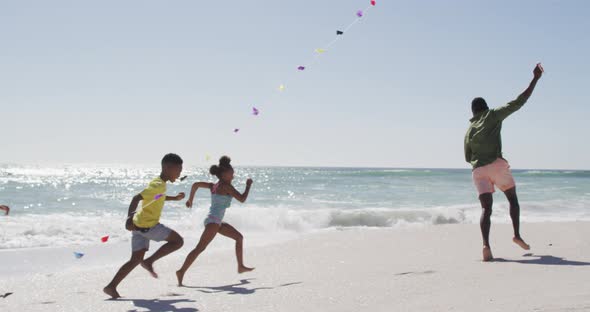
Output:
[1, 222, 589, 312]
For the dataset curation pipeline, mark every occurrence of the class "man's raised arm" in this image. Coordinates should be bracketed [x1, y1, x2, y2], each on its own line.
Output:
[494, 63, 544, 121]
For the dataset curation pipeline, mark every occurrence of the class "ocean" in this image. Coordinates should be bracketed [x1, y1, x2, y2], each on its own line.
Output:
[1, 165, 589, 250]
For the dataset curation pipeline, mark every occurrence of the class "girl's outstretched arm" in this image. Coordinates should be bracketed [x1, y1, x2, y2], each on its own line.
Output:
[229, 179, 253, 203]
[186, 182, 213, 208]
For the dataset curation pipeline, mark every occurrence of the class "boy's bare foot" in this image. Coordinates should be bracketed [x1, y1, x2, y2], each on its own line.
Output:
[141, 261, 158, 278]
[176, 270, 185, 287]
[513, 237, 530, 250]
[238, 265, 255, 273]
[103, 286, 121, 299]
[482, 246, 493, 262]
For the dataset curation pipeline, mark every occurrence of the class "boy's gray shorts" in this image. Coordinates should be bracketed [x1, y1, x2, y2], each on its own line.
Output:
[131, 223, 172, 252]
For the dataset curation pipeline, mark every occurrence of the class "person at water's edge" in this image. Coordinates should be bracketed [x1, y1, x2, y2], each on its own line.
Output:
[464, 63, 544, 261]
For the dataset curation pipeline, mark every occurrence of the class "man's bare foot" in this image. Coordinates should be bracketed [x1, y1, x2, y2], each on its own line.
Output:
[482, 246, 493, 262]
[141, 261, 158, 278]
[103, 286, 121, 299]
[513, 237, 530, 250]
[176, 270, 185, 287]
[238, 265, 255, 273]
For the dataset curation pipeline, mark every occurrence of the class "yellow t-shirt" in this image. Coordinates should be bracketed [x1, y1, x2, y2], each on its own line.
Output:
[133, 177, 166, 228]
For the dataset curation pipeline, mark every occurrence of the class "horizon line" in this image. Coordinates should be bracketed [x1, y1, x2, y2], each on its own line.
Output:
[0, 162, 588, 172]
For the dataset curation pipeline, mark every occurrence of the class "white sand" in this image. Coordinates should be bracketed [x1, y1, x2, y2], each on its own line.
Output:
[1, 222, 589, 312]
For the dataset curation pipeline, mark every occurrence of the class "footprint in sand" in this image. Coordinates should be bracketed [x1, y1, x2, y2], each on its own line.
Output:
[395, 270, 435, 276]
[163, 292, 184, 297]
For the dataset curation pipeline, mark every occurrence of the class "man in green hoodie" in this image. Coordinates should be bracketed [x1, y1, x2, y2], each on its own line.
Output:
[465, 63, 544, 261]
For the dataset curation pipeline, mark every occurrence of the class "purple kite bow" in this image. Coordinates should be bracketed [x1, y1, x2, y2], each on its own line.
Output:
[252, 107, 260, 116]
[298, 66, 305, 71]
[356, 10, 363, 17]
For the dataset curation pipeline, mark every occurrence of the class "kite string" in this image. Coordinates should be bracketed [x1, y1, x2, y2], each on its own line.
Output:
[123, 176, 190, 220]
[319, 4, 372, 53]
[235, 3, 375, 133]
[281, 5, 373, 89]
[126, 196, 163, 220]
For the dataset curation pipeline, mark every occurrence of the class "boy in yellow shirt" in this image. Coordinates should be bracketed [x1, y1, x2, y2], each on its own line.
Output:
[104, 153, 186, 299]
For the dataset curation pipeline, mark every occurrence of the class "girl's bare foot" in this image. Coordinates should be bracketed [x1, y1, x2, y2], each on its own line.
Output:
[103, 286, 121, 299]
[482, 246, 493, 262]
[176, 270, 185, 287]
[141, 261, 158, 278]
[513, 237, 530, 250]
[238, 265, 255, 273]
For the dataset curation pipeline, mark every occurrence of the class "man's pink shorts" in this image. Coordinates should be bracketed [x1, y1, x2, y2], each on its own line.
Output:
[472, 158, 516, 195]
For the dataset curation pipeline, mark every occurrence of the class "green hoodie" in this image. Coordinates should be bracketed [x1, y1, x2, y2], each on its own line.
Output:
[464, 95, 528, 169]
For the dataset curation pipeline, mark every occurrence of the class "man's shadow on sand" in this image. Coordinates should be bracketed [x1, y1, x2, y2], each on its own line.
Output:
[118, 298, 198, 312]
[181, 278, 302, 295]
[493, 253, 590, 266]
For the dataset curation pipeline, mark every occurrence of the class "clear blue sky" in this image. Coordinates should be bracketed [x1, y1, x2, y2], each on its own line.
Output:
[1, 0, 589, 169]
